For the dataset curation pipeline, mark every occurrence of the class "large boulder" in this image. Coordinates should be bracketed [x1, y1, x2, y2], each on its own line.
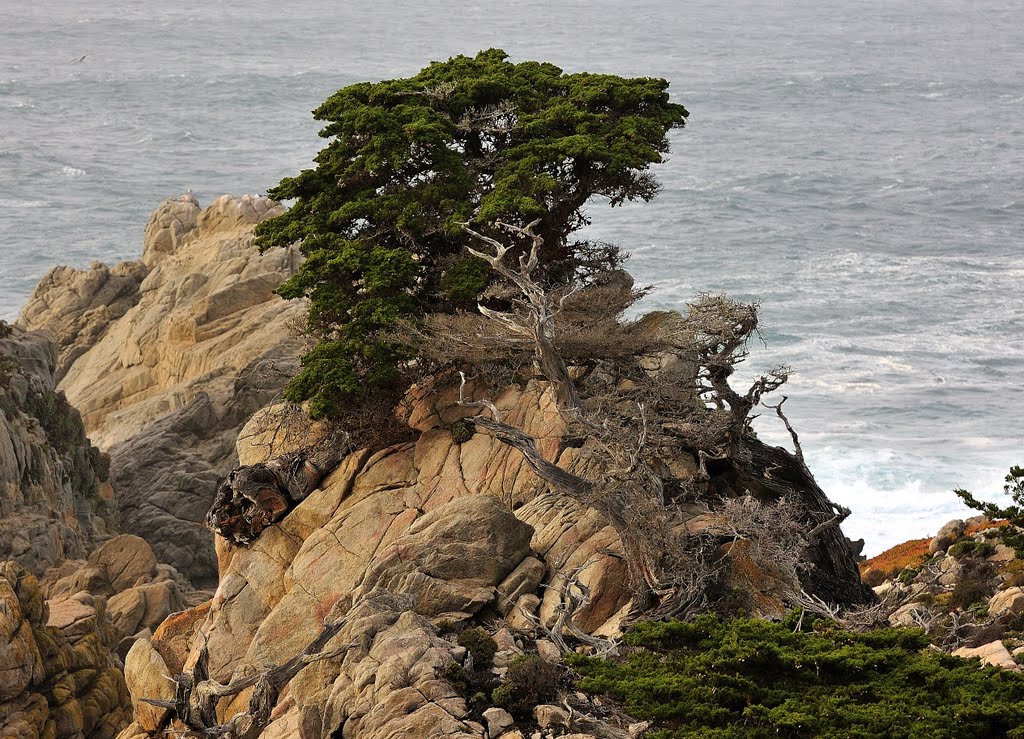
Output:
[41, 534, 202, 658]
[989, 586, 1024, 619]
[954, 640, 1022, 671]
[18, 194, 306, 584]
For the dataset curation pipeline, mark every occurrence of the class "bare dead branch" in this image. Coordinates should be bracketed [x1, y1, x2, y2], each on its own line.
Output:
[141, 618, 355, 738]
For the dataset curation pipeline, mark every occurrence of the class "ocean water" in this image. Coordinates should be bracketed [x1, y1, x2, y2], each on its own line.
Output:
[1, 0, 1021, 555]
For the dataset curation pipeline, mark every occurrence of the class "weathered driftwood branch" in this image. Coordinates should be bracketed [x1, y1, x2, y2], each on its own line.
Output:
[455, 220, 874, 616]
[451, 239, 710, 616]
[207, 439, 349, 545]
[460, 219, 581, 413]
[530, 560, 620, 657]
[142, 620, 354, 738]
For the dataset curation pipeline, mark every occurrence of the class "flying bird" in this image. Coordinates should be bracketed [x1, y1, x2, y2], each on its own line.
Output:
[70, 55, 86, 64]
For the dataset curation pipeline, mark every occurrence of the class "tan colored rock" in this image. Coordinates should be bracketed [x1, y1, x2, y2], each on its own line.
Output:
[496, 556, 546, 615]
[141, 192, 201, 266]
[17, 260, 147, 381]
[954, 640, 1022, 671]
[53, 193, 293, 450]
[236, 401, 336, 466]
[889, 602, 927, 628]
[930, 519, 965, 554]
[38, 534, 199, 659]
[534, 704, 570, 731]
[114, 722, 147, 739]
[0, 561, 131, 738]
[989, 543, 1017, 563]
[0, 578, 41, 701]
[107, 580, 183, 637]
[118, 369, 867, 737]
[989, 587, 1024, 619]
[352, 495, 534, 617]
[18, 194, 305, 583]
[89, 535, 157, 593]
[483, 706, 515, 737]
[536, 639, 562, 663]
[508, 594, 542, 632]
[123, 638, 173, 731]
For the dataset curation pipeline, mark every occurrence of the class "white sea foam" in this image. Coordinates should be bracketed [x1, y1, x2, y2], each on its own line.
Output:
[61, 166, 86, 177]
[0, 199, 47, 208]
[0, 0, 1020, 550]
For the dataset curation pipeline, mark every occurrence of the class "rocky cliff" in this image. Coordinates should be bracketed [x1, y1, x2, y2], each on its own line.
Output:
[113, 365, 876, 738]
[5, 193, 891, 739]
[114, 380, 634, 737]
[18, 194, 306, 584]
[0, 322, 116, 574]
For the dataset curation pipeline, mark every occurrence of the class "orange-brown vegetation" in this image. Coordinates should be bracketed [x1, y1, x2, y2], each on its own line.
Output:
[966, 518, 1010, 536]
[859, 520, 1012, 585]
[860, 538, 930, 583]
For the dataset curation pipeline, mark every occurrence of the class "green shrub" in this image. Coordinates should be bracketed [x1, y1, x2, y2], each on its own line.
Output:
[440, 660, 470, 691]
[457, 627, 498, 670]
[897, 566, 921, 586]
[951, 558, 996, 611]
[492, 654, 563, 715]
[570, 614, 1024, 738]
[23, 388, 86, 455]
[451, 419, 475, 444]
[949, 540, 996, 560]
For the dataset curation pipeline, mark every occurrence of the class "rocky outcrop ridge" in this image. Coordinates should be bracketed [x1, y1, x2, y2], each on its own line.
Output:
[0, 561, 132, 738]
[18, 194, 306, 584]
[0, 322, 116, 574]
[42, 534, 207, 660]
[865, 517, 1024, 670]
[115, 381, 625, 737]
[117, 371, 870, 738]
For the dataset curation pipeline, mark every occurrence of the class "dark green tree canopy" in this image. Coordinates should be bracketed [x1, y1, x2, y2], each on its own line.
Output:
[256, 49, 688, 417]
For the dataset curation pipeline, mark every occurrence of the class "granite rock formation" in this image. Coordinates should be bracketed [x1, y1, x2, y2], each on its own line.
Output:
[0, 561, 132, 738]
[41, 534, 208, 660]
[0, 322, 116, 575]
[18, 194, 307, 584]
[117, 372, 871, 737]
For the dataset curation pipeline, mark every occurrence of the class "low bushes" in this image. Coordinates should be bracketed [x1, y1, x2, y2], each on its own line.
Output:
[570, 614, 1024, 738]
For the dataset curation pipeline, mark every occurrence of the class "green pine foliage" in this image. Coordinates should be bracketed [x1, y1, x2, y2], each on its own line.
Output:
[457, 627, 499, 670]
[255, 49, 687, 417]
[570, 614, 1024, 738]
[956, 466, 1024, 558]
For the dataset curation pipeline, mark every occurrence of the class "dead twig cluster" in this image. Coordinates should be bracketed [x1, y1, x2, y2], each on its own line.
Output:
[439, 218, 874, 621]
[141, 620, 355, 738]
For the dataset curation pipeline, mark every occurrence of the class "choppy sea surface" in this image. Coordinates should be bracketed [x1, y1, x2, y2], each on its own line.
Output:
[1, 0, 1021, 555]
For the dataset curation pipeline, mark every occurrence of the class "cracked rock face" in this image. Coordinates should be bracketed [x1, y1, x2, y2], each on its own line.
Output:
[41, 534, 208, 660]
[118, 380, 638, 738]
[0, 561, 132, 738]
[0, 323, 116, 575]
[18, 194, 307, 584]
